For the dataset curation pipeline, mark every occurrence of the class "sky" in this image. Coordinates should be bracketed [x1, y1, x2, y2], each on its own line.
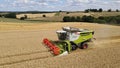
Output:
[0, 0, 120, 11]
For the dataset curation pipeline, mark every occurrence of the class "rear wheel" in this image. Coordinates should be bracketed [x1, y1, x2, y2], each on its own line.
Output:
[81, 42, 88, 49]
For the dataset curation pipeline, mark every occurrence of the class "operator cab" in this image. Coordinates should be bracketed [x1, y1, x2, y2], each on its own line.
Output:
[56, 30, 67, 40]
[56, 27, 93, 41]
[56, 27, 83, 41]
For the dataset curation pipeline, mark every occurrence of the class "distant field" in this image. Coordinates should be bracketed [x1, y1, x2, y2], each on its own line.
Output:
[16, 13, 55, 19]
[0, 12, 120, 22]
[16, 12, 120, 22]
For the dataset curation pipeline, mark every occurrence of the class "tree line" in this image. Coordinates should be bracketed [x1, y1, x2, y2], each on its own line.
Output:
[84, 8, 119, 13]
[63, 15, 120, 25]
[0, 13, 16, 18]
[0, 13, 47, 20]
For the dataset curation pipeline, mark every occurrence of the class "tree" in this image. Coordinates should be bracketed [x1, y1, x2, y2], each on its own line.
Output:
[82, 15, 95, 22]
[20, 17, 25, 20]
[24, 15, 27, 19]
[4, 13, 16, 18]
[43, 15, 46, 17]
[94, 19, 106, 24]
[82, 15, 87, 22]
[0, 15, 2, 17]
[108, 17, 117, 24]
[76, 16, 81, 22]
[70, 16, 76, 22]
[116, 9, 119, 12]
[92, 9, 98, 12]
[84, 9, 89, 13]
[63, 16, 70, 22]
[20, 15, 27, 20]
[108, 9, 112, 12]
[59, 10, 62, 12]
[66, 12, 70, 14]
[99, 8, 103, 12]
[98, 16, 105, 20]
[87, 16, 95, 22]
[116, 16, 120, 24]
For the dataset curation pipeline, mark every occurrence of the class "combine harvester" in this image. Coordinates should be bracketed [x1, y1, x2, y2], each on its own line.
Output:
[43, 27, 94, 56]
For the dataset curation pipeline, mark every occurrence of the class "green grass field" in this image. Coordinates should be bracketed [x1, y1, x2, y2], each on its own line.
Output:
[0, 18, 51, 23]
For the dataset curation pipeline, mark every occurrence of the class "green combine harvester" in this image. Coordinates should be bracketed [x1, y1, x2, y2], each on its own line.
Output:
[43, 27, 94, 56]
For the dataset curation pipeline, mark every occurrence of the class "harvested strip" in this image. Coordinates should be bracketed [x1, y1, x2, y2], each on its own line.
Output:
[0, 50, 48, 58]
[0, 52, 53, 66]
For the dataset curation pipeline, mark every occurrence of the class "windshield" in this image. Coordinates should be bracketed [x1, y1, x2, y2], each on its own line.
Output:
[57, 33, 67, 40]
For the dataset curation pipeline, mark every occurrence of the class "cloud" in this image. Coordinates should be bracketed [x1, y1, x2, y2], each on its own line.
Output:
[0, 0, 120, 11]
[14, 0, 29, 4]
[64, 0, 120, 11]
[0, 4, 4, 8]
[75, 0, 89, 3]
[51, 0, 58, 1]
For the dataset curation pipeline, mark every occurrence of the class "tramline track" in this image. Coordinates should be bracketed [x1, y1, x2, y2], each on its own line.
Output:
[0, 50, 53, 66]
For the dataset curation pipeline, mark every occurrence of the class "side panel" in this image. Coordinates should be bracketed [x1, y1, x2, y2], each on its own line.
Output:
[69, 33, 80, 41]
[65, 41, 71, 52]
[73, 32, 93, 45]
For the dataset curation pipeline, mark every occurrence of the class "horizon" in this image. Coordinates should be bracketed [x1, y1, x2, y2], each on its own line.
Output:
[0, 0, 120, 11]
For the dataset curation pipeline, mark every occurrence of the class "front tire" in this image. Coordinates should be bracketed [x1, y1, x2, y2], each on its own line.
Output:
[81, 42, 88, 49]
[72, 45, 77, 50]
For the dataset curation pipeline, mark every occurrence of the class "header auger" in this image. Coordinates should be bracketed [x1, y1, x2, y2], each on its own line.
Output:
[43, 27, 94, 56]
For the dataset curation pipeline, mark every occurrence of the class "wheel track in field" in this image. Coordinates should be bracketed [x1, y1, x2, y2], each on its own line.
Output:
[0, 55, 50, 66]
[0, 50, 48, 59]
[0, 50, 53, 66]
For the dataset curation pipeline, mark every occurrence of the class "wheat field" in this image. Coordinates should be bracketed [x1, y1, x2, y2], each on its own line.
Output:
[0, 22, 120, 68]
